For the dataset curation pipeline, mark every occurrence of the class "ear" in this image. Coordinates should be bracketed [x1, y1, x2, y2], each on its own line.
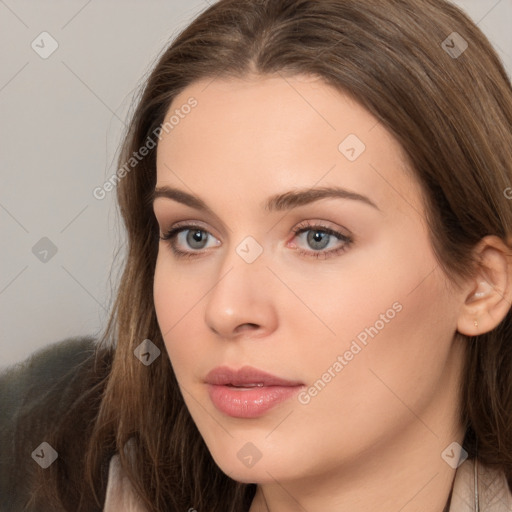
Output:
[457, 235, 512, 336]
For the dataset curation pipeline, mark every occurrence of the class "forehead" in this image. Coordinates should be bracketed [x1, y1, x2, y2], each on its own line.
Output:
[155, 74, 423, 217]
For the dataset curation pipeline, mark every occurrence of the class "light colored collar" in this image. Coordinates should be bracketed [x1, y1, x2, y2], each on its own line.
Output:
[104, 454, 147, 512]
[104, 454, 512, 511]
[449, 458, 512, 511]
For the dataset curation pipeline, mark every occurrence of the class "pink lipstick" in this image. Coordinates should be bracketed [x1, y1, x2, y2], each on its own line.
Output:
[205, 366, 304, 418]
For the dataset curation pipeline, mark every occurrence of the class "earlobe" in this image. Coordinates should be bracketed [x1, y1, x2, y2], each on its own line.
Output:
[457, 236, 512, 336]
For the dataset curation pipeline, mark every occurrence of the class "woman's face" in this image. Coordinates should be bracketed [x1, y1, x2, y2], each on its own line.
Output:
[153, 74, 467, 487]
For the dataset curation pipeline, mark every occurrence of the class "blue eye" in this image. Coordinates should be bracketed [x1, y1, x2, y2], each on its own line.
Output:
[180, 229, 209, 250]
[290, 223, 352, 259]
[160, 225, 220, 257]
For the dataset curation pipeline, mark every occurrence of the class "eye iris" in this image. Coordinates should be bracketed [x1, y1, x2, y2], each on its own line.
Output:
[187, 229, 208, 249]
[307, 230, 330, 250]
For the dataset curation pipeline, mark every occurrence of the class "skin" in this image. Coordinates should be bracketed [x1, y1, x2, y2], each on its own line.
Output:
[152, 74, 511, 511]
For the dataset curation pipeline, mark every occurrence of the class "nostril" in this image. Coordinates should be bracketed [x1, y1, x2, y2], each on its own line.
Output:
[235, 323, 260, 333]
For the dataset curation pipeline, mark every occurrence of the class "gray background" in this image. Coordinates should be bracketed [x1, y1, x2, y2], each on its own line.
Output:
[1, 0, 511, 368]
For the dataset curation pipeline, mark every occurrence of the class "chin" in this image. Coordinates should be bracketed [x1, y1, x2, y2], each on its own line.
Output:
[204, 443, 298, 485]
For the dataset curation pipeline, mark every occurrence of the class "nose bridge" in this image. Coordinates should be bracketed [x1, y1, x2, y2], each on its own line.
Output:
[213, 233, 268, 294]
[204, 236, 277, 338]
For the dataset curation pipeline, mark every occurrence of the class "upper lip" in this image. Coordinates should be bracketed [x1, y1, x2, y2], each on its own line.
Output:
[205, 365, 303, 387]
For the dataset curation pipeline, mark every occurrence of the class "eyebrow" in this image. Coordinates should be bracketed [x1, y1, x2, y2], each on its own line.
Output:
[151, 185, 380, 213]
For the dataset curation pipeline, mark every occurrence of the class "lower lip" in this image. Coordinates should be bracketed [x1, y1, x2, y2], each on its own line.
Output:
[207, 384, 303, 418]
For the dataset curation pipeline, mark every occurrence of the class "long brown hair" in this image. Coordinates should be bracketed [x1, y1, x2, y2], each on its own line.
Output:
[30, 0, 512, 510]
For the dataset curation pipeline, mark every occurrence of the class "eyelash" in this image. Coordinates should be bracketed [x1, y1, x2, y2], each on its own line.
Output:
[291, 221, 352, 259]
[159, 221, 353, 260]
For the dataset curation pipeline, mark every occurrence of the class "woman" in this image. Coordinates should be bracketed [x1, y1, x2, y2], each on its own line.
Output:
[6, 0, 512, 510]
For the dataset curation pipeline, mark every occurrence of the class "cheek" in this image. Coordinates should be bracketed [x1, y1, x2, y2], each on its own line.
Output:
[153, 251, 210, 376]
[154, 256, 180, 340]
[153, 249, 207, 327]
[294, 235, 459, 445]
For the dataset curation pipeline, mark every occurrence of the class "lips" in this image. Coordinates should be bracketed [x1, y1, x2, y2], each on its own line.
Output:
[205, 366, 304, 418]
[204, 365, 303, 387]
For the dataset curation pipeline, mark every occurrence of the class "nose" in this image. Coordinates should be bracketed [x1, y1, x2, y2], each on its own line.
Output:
[204, 250, 278, 340]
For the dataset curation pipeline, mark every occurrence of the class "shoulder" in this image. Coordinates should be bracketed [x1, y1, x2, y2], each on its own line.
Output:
[0, 334, 101, 436]
[0, 336, 112, 511]
[1, 335, 98, 386]
[0, 335, 102, 436]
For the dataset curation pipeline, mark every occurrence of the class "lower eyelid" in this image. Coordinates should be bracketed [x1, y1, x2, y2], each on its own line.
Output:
[294, 243, 350, 258]
[292, 237, 351, 257]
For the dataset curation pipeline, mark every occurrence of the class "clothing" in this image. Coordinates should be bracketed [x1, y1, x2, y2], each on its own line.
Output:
[104, 452, 512, 511]
[104, 454, 147, 512]
[450, 458, 512, 511]
[0, 336, 101, 511]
